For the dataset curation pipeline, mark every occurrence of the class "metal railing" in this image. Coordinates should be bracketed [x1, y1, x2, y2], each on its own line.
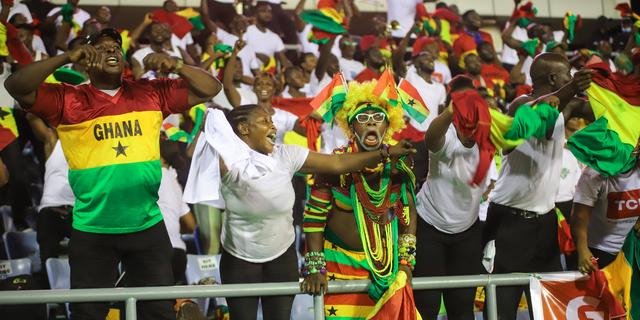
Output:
[0, 273, 537, 320]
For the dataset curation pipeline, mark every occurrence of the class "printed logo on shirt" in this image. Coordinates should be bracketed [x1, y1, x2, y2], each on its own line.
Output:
[94, 119, 143, 141]
[432, 73, 444, 84]
[607, 188, 640, 220]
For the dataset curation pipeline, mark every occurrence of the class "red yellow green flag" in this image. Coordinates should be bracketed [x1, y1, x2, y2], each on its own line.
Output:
[567, 62, 640, 176]
[602, 229, 640, 320]
[309, 72, 346, 123]
[372, 68, 398, 107]
[397, 79, 430, 123]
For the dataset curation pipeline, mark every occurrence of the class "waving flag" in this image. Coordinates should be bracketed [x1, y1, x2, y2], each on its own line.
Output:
[309, 72, 347, 123]
[602, 229, 640, 320]
[397, 79, 430, 123]
[372, 68, 398, 107]
[567, 62, 640, 176]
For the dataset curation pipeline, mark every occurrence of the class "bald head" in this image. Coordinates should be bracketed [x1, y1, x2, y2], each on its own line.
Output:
[530, 53, 572, 91]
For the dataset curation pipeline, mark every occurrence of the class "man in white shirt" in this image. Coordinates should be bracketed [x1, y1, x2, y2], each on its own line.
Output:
[46, 0, 91, 42]
[572, 147, 640, 275]
[484, 53, 593, 319]
[131, 22, 183, 79]
[244, 2, 291, 71]
[338, 35, 364, 81]
[387, 0, 425, 39]
[414, 76, 485, 320]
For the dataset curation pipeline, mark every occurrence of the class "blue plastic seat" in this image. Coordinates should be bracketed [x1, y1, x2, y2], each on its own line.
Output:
[45, 257, 70, 318]
[0, 258, 31, 279]
[3, 231, 40, 273]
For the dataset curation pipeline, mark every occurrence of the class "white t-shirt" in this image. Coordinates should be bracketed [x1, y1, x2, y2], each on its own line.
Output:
[221, 144, 309, 262]
[404, 69, 447, 131]
[501, 23, 529, 66]
[574, 166, 640, 254]
[32, 36, 46, 56]
[47, 7, 91, 42]
[39, 141, 75, 211]
[490, 113, 565, 213]
[131, 46, 182, 79]
[556, 146, 582, 202]
[387, 0, 423, 38]
[244, 24, 285, 58]
[321, 122, 348, 154]
[217, 28, 261, 77]
[417, 125, 485, 233]
[433, 61, 452, 84]
[9, 3, 33, 23]
[158, 167, 191, 250]
[171, 33, 194, 52]
[212, 86, 258, 110]
[478, 159, 499, 221]
[308, 73, 332, 97]
[340, 57, 365, 81]
[273, 108, 298, 144]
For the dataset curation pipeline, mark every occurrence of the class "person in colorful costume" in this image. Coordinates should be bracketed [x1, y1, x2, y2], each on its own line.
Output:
[302, 80, 421, 319]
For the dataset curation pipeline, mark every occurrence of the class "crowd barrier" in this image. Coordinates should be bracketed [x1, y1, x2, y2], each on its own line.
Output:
[0, 273, 542, 320]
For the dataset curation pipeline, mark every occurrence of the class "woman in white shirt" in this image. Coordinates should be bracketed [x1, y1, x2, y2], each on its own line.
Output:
[207, 105, 415, 320]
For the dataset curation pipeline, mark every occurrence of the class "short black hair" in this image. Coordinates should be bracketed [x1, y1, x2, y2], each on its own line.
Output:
[462, 10, 476, 20]
[448, 75, 475, 92]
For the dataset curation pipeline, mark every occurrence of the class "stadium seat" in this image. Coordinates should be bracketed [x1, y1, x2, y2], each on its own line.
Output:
[0, 206, 14, 234]
[45, 257, 70, 318]
[290, 294, 314, 320]
[3, 230, 40, 273]
[181, 227, 203, 255]
[185, 254, 223, 315]
[0, 258, 31, 279]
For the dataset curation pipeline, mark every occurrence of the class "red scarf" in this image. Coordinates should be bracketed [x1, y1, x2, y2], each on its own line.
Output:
[450, 90, 494, 186]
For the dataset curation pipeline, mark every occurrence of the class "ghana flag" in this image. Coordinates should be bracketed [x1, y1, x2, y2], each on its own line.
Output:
[0, 106, 18, 151]
[602, 229, 640, 320]
[567, 62, 640, 177]
[372, 68, 398, 107]
[310, 72, 347, 123]
[397, 79, 430, 123]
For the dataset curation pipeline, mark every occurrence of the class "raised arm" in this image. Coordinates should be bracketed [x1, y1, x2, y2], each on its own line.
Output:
[315, 36, 337, 80]
[129, 13, 154, 49]
[144, 53, 222, 106]
[5, 46, 97, 107]
[424, 104, 452, 152]
[293, 0, 307, 32]
[300, 140, 416, 174]
[501, 20, 524, 50]
[392, 22, 419, 78]
[25, 113, 57, 159]
[222, 40, 245, 108]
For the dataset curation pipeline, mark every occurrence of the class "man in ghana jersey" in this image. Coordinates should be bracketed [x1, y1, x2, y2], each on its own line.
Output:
[4, 28, 221, 320]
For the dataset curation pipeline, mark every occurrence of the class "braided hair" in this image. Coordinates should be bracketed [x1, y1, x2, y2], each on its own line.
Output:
[225, 104, 261, 135]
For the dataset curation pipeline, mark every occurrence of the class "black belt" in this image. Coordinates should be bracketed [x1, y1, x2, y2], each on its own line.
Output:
[492, 203, 548, 219]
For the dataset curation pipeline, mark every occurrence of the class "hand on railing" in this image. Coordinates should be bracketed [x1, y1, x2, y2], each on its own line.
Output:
[301, 273, 327, 295]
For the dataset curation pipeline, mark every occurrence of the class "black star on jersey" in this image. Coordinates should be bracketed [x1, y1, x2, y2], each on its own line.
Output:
[327, 306, 338, 316]
[328, 274, 336, 281]
[112, 141, 128, 157]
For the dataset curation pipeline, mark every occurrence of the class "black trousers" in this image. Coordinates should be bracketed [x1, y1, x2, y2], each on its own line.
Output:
[69, 221, 175, 320]
[413, 217, 483, 320]
[172, 248, 187, 285]
[484, 203, 562, 320]
[36, 206, 73, 287]
[0, 139, 31, 230]
[220, 244, 298, 320]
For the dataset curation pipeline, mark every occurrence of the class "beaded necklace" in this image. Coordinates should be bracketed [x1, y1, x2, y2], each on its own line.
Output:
[344, 142, 416, 300]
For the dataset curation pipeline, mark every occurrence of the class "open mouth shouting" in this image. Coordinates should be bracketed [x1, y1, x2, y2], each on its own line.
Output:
[105, 55, 120, 67]
[266, 131, 276, 145]
[356, 129, 383, 151]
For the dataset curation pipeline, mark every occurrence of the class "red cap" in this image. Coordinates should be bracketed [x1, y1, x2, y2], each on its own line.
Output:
[412, 37, 437, 57]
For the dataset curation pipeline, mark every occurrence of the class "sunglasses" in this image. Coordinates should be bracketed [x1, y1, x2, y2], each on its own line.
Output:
[355, 112, 386, 124]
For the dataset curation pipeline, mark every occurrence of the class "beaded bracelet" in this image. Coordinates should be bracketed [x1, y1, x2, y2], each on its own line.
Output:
[398, 234, 417, 270]
[301, 251, 327, 277]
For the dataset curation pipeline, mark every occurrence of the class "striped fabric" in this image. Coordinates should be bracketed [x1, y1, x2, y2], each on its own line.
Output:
[303, 189, 332, 233]
[323, 239, 375, 319]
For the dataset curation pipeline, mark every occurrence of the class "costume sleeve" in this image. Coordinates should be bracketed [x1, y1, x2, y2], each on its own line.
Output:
[303, 187, 332, 233]
[31, 83, 66, 127]
[151, 78, 190, 116]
